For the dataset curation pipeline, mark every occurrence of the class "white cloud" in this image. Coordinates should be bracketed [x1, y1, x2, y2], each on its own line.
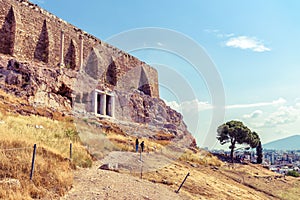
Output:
[227, 98, 286, 109]
[225, 36, 271, 52]
[262, 106, 300, 127]
[294, 98, 300, 108]
[165, 100, 181, 111]
[251, 98, 300, 128]
[204, 29, 220, 33]
[205, 29, 234, 38]
[166, 98, 287, 113]
[164, 99, 213, 114]
[243, 110, 263, 119]
[225, 33, 234, 37]
[217, 33, 235, 38]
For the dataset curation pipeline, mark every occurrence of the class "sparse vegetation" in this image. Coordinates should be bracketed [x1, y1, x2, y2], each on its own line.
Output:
[0, 111, 92, 167]
[179, 149, 223, 166]
[1, 91, 300, 199]
[0, 108, 92, 199]
[0, 140, 72, 199]
[286, 170, 300, 177]
[64, 128, 80, 142]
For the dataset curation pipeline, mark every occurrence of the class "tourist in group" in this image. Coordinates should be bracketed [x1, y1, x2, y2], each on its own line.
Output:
[140, 141, 144, 153]
[135, 138, 139, 152]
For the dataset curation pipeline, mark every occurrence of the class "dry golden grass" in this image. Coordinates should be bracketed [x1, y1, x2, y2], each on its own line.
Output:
[74, 118, 170, 157]
[0, 111, 92, 167]
[278, 180, 300, 200]
[154, 131, 175, 140]
[106, 133, 166, 153]
[0, 109, 93, 199]
[138, 158, 300, 200]
[179, 149, 223, 167]
[0, 140, 72, 199]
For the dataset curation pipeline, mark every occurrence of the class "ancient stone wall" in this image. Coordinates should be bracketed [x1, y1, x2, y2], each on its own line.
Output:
[0, 0, 159, 97]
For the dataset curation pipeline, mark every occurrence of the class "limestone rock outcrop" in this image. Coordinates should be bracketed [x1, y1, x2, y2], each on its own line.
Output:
[0, 57, 74, 114]
[0, 56, 196, 147]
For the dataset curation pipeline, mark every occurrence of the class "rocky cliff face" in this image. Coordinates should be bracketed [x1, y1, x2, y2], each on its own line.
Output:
[0, 55, 196, 147]
[0, 56, 74, 114]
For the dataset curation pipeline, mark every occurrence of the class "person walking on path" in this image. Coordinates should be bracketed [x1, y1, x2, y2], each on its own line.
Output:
[140, 141, 145, 153]
[140, 141, 145, 161]
[135, 138, 139, 153]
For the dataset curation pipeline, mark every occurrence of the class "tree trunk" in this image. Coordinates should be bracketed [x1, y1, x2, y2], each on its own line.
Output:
[230, 140, 235, 163]
[256, 142, 263, 164]
[230, 147, 234, 163]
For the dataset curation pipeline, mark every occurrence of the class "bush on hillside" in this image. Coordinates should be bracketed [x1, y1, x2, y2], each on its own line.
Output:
[286, 170, 300, 177]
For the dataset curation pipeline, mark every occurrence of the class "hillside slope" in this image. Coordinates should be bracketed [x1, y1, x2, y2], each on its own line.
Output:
[264, 135, 300, 150]
[62, 160, 190, 200]
[0, 57, 299, 200]
[61, 151, 300, 200]
[0, 88, 300, 199]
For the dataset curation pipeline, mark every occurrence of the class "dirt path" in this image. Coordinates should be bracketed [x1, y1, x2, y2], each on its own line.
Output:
[61, 152, 190, 200]
[100, 151, 176, 173]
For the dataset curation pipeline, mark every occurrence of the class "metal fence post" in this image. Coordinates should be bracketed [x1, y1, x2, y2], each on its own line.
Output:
[30, 144, 37, 180]
[176, 172, 190, 193]
[70, 143, 72, 161]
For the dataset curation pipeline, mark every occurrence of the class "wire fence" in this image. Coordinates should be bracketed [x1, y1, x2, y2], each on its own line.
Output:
[0, 143, 73, 181]
[0, 147, 32, 151]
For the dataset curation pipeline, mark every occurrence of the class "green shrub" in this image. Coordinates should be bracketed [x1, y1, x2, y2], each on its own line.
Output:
[286, 170, 300, 177]
[65, 129, 80, 142]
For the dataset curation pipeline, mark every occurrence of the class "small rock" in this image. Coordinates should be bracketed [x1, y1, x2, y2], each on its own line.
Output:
[162, 179, 172, 185]
[98, 163, 119, 172]
[99, 164, 110, 170]
[190, 163, 199, 168]
[0, 178, 21, 188]
[35, 125, 44, 129]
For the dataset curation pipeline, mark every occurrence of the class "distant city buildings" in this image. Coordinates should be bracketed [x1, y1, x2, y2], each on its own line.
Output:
[263, 149, 300, 174]
[211, 149, 300, 174]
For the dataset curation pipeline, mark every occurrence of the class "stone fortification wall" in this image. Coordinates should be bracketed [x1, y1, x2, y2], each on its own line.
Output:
[0, 0, 159, 97]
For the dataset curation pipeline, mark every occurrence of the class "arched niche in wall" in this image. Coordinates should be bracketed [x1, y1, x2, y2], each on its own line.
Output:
[106, 58, 120, 86]
[84, 47, 105, 80]
[34, 19, 50, 63]
[138, 66, 152, 96]
[64, 39, 77, 69]
[0, 6, 16, 55]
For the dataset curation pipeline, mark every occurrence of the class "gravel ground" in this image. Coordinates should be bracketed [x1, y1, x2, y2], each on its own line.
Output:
[61, 152, 190, 200]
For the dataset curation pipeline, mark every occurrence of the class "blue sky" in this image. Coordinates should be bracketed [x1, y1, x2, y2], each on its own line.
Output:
[31, 0, 300, 148]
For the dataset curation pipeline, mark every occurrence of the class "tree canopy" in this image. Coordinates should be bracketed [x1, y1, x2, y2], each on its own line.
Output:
[217, 120, 261, 163]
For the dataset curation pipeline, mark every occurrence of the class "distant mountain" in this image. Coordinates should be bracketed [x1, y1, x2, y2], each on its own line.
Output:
[263, 135, 300, 150]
